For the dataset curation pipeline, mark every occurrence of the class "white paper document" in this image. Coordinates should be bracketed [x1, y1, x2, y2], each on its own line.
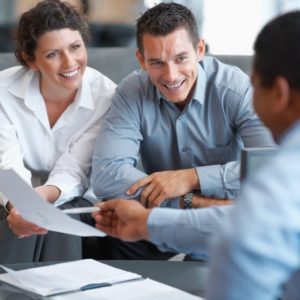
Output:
[0, 259, 202, 300]
[0, 169, 105, 237]
[0, 259, 142, 297]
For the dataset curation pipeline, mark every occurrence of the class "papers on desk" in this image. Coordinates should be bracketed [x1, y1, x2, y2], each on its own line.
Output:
[0, 169, 105, 237]
[52, 278, 203, 300]
[0, 259, 202, 300]
[0, 259, 141, 297]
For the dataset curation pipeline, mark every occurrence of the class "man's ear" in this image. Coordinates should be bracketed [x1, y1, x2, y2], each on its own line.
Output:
[272, 76, 290, 114]
[196, 38, 206, 62]
[136, 48, 146, 70]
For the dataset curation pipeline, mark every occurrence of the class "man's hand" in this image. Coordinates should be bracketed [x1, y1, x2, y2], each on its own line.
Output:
[92, 199, 151, 242]
[7, 207, 48, 238]
[127, 169, 199, 208]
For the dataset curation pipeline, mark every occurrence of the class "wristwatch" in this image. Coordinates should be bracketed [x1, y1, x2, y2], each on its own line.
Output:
[183, 192, 193, 209]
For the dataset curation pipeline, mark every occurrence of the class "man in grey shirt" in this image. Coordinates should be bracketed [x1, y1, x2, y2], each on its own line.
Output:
[90, 2, 274, 260]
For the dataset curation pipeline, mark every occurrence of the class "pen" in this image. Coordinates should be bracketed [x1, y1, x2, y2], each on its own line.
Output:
[62, 206, 101, 214]
[81, 282, 111, 290]
[49, 276, 145, 297]
[80, 276, 146, 291]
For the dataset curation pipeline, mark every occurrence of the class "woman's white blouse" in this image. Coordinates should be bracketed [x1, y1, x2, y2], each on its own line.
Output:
[0, 66, 116, 206]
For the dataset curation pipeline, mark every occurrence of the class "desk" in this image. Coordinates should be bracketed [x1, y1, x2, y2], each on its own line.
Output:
[0, 260, 208, 299]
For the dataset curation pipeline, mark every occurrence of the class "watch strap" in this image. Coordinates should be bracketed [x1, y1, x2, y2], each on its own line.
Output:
[183, 192, 193, 209]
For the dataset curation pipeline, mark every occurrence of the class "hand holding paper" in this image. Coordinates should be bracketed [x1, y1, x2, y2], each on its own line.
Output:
[0, 169, 105, 237]
[7, 207, 48, 238]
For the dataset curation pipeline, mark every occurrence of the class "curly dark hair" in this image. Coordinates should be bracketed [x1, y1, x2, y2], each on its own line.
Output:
[15, 0, 90, 67]
[254, 10, 300, 89]
[136, 2, 199, 55]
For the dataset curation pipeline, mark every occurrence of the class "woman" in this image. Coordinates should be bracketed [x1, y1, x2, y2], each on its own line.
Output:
[0, 0, 115, 263]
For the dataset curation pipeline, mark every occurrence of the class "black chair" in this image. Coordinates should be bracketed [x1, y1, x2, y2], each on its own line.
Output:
[0, 23, 16, 52]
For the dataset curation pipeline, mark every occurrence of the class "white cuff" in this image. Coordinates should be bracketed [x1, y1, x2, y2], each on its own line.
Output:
[0, 192, 8, 207]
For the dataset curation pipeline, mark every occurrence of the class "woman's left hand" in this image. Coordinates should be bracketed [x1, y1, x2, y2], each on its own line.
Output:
[7, 207, 48, 238]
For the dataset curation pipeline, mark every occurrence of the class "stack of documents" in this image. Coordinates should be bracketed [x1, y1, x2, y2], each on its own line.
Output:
[0, 259, 141, 297]
[0, 259, 202, 299]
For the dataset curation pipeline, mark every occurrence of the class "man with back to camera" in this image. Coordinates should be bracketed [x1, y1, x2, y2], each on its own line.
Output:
[93, 10, 300, 300]
[90, 2, 275, 260]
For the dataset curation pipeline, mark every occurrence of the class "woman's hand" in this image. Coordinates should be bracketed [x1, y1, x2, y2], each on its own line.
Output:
[34, 185, 61, 203]
[7, 206, 47, 238]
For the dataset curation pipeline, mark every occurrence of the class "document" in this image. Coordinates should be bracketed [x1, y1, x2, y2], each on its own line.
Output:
[0, 259, 142, 297]
[0, 260, 202, 300]
[0, 169, 105, 237]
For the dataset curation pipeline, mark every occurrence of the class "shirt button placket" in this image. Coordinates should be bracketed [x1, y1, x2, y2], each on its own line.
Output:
[176, 116, 190, 168]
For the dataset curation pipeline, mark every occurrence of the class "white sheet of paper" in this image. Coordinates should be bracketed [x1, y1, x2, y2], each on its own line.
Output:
[0, 259, 141, 297]
[0, 169, 105, 237]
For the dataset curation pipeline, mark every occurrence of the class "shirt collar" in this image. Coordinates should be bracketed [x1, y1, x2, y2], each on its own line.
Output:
[8, 68, 95, 111]
[75, 70, 94, 110]
[193, 63, 206, 105]
[154, 63, 207, 106]
[8, 68, 35, 101]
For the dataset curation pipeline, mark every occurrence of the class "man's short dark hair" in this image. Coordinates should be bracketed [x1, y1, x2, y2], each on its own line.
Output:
[254, 10, 300, 90]
[136, 2, 199, 55]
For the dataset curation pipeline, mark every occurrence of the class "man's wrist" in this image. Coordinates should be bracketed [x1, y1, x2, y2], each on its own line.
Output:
[179, 195, 184, 209]
[192, 193, 233, 208]
[188, 168, 200, 190]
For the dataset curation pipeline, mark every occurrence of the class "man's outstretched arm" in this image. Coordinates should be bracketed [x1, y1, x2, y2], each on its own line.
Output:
[92, 199, 232, 260]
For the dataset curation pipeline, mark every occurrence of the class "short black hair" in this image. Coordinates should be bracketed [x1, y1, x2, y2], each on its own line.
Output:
[15, 0, 90, 67]
[136, 2, 199, 55]
[254, 10, 300, 89]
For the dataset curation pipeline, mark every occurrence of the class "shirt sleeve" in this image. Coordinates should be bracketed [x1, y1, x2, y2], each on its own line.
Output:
[92, 86, 150, 200]
[148, 205, 232, 260]
[0, 109, 32, 206]
[197, 85, 275, 199]
[206, 154, 300, 300]
[45, 122, 101, 206]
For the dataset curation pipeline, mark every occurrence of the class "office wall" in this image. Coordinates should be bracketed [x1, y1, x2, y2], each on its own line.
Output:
[14, 0, 81, 17]
[12, 0, 144, 24]
[88, 0, 145, 23]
